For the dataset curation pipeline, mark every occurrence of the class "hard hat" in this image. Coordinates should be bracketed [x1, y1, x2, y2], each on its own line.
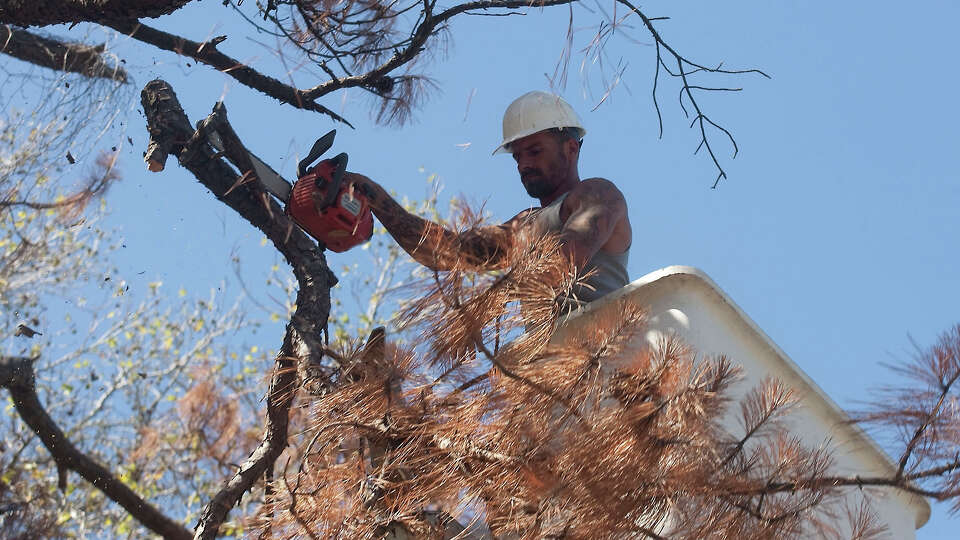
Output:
[493, 91, 586, 155]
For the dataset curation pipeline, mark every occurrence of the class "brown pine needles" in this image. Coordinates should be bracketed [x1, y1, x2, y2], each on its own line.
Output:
[246, 204, 892, 539]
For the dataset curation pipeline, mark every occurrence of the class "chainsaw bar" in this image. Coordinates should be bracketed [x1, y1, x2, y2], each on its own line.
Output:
[207, 131, 292, 202]
[206, 128, 371, 253]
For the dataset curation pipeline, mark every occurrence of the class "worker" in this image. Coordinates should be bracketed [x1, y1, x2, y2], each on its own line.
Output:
[346, 90, 632, 306]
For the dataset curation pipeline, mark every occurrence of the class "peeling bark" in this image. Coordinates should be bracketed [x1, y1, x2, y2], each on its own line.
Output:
[0, 356, 192, 540]
[0, 25, 127, 81]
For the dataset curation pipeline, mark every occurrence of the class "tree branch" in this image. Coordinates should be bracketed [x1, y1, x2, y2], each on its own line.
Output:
[303, 0, 578, 101]
[895, 369, 960, 481]
[615, 0, 769, 187]
[0, 25, 127, 81]
[139, 79, 336, 539]
[0, 0, 194, 27]
[729, 472, 959, 502]
[111, 20, 353, 126]
[0, 356, 192, 540]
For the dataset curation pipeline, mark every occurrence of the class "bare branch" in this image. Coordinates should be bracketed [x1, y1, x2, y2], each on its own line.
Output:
[613, 0, 769, 186]
[110, 20, 353, 126]
[302, 0, 578, 101]
[0, 25, 127, 81]
[0, 356, 192, 540]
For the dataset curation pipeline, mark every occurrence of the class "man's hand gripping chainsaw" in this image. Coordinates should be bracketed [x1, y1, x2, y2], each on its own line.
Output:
[209, 129, 374, 252]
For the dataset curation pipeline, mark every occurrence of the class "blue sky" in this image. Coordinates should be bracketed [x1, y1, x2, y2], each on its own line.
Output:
[14, 0, 960, 536]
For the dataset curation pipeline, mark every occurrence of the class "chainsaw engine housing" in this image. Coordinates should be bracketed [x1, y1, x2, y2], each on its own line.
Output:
[287, 158, 374, 252]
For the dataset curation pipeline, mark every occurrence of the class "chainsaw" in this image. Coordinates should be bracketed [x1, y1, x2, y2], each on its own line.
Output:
[208, 129, 374, 252]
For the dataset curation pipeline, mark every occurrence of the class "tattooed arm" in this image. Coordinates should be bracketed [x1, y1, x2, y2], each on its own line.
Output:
[558, 178, 630, 270]
[346, 173, 523, 271]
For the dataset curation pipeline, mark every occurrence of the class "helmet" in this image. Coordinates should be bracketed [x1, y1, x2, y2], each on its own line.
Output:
[493, 91, 586, 155]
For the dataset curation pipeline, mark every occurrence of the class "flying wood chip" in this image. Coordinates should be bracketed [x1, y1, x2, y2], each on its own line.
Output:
[14, 324, 41, 338]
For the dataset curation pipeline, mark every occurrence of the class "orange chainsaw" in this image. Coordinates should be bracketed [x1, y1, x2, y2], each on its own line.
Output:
[209, 129, 373, 252]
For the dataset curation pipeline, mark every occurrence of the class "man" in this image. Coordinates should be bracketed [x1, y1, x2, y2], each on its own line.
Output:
[347, 91, 631, 305]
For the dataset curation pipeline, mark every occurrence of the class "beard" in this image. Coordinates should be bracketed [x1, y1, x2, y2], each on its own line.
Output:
[521, 174, 553, 198]
[521, 157, 568, 199]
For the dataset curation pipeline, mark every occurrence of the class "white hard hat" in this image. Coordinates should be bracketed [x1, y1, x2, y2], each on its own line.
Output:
[493, 91, 586, 155]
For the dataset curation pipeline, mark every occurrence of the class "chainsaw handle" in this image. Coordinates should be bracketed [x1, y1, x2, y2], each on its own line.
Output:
[315, 152, 349, 210]
[297, 129, 336, 178]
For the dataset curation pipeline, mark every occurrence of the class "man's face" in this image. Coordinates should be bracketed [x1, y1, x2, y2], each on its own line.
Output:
[509, 131, 574, 199]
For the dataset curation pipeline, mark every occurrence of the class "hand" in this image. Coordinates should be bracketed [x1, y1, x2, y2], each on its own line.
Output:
[344, 171, 379, 201]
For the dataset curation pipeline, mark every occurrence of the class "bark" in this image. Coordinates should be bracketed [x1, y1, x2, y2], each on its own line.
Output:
[0, 25, 127, 81]
[0, 356, 192, 540]
[140, 79, 335, 539]
[0, 0, 193, 27]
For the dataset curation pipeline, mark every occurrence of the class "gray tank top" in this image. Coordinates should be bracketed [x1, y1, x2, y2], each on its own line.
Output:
[528, 192, 630, 305]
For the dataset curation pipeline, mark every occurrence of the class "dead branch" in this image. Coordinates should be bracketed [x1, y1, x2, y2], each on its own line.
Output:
[139, 79, 337, 538]
[614, 0, 769, 188]
[301, 0, 579, 102]
[111, 20, 352, 126]
[0, 0, 195, 27]
[6, 0, 767, 184]
[0, 356, 192, 540]
[730, 472, 960, 503]
[0, 25, 127, 81]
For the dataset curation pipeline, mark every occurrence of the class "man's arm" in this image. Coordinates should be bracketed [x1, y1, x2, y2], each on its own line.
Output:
[557, 178, 629, 270]
[346, 173, 518, 271]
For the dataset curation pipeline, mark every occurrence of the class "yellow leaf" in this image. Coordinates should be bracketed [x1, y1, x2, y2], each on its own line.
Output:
[178, 288, 186, 297]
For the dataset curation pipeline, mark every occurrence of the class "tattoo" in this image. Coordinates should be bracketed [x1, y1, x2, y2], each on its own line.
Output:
[355, 175, 626, 273]
[365, 182, 509, 271]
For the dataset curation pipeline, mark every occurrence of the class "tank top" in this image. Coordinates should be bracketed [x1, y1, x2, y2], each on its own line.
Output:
[528, 191, 630, 305]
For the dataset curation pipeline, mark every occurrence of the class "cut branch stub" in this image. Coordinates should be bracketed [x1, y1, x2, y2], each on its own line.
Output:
[141, 79, 193, 172]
